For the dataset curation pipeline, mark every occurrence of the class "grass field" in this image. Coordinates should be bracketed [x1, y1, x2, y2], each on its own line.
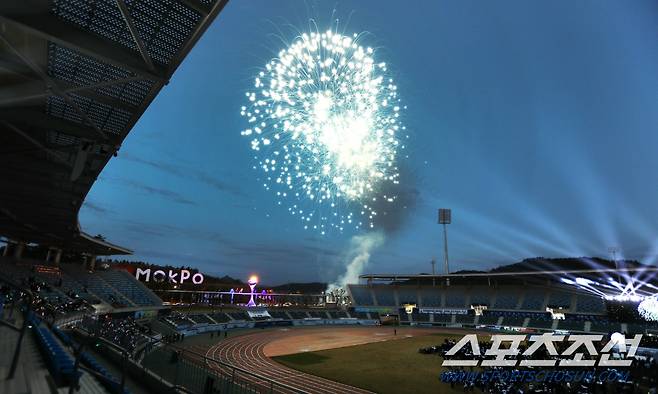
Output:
[273, 333, 464, 394]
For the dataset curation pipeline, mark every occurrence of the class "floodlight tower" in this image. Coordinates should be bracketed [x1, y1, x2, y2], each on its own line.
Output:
[438, 209, 451, 278]
[431, 257, 436, 286]
[608, 246, 622, 285]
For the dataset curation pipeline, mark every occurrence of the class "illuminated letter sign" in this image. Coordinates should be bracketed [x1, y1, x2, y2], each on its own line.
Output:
[167, 270, 179, 283]
[136, 268, 151, 281]
[133, 268, 204, 285]
[180, 270, 191, 283]
[152, 270, 166, 283]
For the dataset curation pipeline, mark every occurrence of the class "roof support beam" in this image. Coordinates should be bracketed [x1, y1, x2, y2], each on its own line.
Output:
[0, 0, 227, 256]
[0, 13, 166, 82]
[178, 0, 211, 16]
[0, 78, 140, 112]
[167, 0, 229, 79]
[0, 56, 145, 91]
[115, 0, 156, 72]
[1, 121, 72, 168]
[0, 107, 119, 143]
[0, 32, 109, 140]
[0, 57, 143, 111]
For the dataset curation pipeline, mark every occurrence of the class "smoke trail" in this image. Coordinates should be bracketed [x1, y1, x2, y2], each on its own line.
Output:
[329, 231, 385, 291]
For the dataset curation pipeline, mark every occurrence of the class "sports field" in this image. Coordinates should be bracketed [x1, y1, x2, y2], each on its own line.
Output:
[273, 332, 465, 394]
[176, 326, 471, 393]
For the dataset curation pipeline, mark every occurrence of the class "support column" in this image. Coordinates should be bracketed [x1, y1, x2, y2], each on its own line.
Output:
[45, 248, 52, 262]
[14, 242, 25, 259]
[88, 255, 96, 272]
[2, 241, 11, 257]
[53, 249, 62, 265]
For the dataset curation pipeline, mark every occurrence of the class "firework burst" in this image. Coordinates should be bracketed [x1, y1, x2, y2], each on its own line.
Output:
[241, 28, 406, 233]
[638, 296, 658, 322]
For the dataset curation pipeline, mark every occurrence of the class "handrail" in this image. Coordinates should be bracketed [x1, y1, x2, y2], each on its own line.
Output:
[73, 316, 307, 392]
[0, 270, 34, 380]
[171, 384, 196, 394]
[131, 326, 306, 393]
[74, 326, 133, 355]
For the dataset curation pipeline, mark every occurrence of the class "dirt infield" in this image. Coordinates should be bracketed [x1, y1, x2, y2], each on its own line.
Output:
[194, 325, 472, 394]
[263, 326, 438, 357]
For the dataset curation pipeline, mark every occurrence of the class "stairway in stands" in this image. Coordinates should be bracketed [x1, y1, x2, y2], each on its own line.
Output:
[0, 313, 110, 393]
[0, 323, 51, 394]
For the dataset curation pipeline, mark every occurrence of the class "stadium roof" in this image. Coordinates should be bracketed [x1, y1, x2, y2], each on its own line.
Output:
[360, 267, 658, 281]
[0, 0, 227, 255]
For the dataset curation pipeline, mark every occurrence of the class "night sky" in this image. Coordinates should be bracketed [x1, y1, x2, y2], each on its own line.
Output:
[80, 1, 658, 285]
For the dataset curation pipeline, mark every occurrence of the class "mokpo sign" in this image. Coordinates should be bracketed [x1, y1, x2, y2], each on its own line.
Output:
[135, 268, 204, 284]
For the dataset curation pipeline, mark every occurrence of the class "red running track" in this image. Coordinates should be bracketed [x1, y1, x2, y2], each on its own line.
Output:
[202, 330, 374, 394]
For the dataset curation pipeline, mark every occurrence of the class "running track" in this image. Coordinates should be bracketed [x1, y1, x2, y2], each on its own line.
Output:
[195, 330, 374, 394]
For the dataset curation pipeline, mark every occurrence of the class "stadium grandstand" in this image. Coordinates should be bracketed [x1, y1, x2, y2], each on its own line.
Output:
[0, 0, 231, 392]
[349, 260, 658, 336]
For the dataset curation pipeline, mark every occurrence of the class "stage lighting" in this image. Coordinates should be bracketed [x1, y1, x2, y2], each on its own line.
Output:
[610, 332, 625, 348]
[575, 277, 593, 286]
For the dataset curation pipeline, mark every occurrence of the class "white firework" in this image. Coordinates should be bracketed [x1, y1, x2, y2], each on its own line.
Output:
[638, 296, 658, 322]
[241, 28, 405, 233]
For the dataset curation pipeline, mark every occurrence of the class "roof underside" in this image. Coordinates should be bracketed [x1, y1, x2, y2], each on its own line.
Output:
[361, 267, 658, 281]
[0, 0, 228, 255]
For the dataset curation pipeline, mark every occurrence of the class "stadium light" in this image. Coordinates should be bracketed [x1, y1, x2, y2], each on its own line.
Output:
[438, 209, 451, 276]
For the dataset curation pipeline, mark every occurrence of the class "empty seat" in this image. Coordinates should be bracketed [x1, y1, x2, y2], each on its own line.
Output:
[576, 295, 605, 313]
[547, 291, 572, 309]
[455, 314, 475, 324]
[289, 311, 309, 319]
[494, 289, 518, 309]
[469, 287, 491, 306]
[397, 288, 418, 306]
[97, 270, 162, 306]
[413, 313, 431, 322]
[419, 289, 441, 307]
[269, 311, 290, 319]
[444, 289, 465, 308]
[348, 286, 374, 305]
[479, 314, 500, 325]
[527, 313, 554, 329]
[433, 314, 452, 323]
[521, 289, 545, 311]
[372, 288, 395, 306]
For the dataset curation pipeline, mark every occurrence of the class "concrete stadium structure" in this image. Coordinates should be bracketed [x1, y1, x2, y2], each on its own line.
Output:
[348, 269, 658, 335]
[0, 0, 227, 263]
[0, 1, 228, 393]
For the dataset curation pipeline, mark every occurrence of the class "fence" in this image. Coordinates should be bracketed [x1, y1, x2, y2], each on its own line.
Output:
[141, 342, 307, 394]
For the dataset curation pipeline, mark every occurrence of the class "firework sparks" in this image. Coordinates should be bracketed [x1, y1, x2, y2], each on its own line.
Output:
[638, 296, 658, 322]
[241, 29, 406, 233]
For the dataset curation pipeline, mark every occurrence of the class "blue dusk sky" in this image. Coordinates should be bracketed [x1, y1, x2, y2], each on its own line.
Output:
[80, 0, 658, 284]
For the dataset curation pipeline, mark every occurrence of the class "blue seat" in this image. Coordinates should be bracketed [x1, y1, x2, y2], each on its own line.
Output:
[80, 352, 130, 394]
[31, 319, 79, 386]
